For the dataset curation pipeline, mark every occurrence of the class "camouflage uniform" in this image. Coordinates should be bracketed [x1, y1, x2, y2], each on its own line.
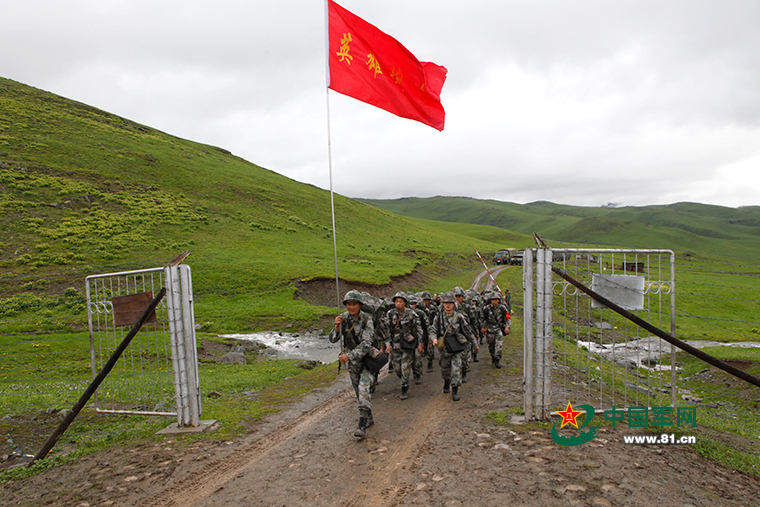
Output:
[503, 289, 512, 313]
[381, 293, 423, 398]
[409, 296, 433, 383]
[433, 295, 477, 400]
[328, 298, 376, 428]
[480, 291, 510, 367]
[454, 287, 479, 380]
[502, 289, 512, 329]
[418, 292, 438, 370]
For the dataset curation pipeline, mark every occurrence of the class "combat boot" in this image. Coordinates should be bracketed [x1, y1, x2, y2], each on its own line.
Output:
[462, 371, 468, 383]
[366, 410, 374, 428]
[443, 380, 450, 393]
[452, 385, 460, 401]
[414, 374, 422, 385]
[494, 359, 502, 369]
[400, 385, 408, 400]
[473, 351, 479, 362]
[427, 359, 434, 372]
[354, 417, 368, 439]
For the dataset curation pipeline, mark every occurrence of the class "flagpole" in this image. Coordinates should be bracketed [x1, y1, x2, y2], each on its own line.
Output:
[325, 0, 341, 312]
[326, 91, 341, 313]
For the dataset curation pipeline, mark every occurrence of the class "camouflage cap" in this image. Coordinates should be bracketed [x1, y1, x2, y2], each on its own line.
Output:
[342, 290, 364, 306]
[453, 286, 465, 297]
[441, 292, 456, 303]
[408, 294, 419, 305]
[488, 290, 501, 301]
[420, 291, 432, 300]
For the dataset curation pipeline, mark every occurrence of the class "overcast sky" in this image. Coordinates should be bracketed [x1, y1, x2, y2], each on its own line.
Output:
[5, 0, 760, 208]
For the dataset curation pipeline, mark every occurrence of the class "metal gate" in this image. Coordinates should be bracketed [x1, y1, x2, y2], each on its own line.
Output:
[85, 263, 201, 427]
[523, 248, 677, 420]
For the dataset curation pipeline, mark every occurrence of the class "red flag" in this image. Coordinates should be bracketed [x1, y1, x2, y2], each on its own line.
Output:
[327, 0, 447, 131]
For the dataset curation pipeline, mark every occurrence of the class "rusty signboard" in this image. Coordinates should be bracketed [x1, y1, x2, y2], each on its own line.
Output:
[112, 291, 157, 327]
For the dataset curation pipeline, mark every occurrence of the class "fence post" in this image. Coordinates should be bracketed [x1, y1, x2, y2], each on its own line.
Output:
[523, 249, 534, 420]
[534, 247, 554, 420]
[669, 252, 677, 407]
[535, 248, 546, 419]
[180, 265, 201, 426]
[541, 248, 554, 419]
[163, 263, 202, 427]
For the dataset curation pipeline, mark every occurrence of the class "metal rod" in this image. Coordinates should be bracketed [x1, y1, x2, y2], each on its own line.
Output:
[29, 288, 167, 467]
[95, 409, 176, 417]
[552, 267, 760, 389]
[473, 248, 505, 298]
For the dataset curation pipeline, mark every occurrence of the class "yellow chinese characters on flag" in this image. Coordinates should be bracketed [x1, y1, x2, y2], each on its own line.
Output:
[327, 0, 447, 131]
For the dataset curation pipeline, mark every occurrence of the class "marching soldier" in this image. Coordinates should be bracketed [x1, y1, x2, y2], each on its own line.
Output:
[329, 290, 377, 439]
[503, 288, 512, 329]
[419, 291, 437, 372]
[480, 290, 510, 368]
[381, 292, 424, 400]
[409, 294, 433, 384]
[432, 292, 478, 401]
[453, 286, 478, 382]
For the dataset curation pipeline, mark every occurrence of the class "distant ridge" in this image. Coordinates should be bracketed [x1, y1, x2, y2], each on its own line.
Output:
[359, 196, 760, 255]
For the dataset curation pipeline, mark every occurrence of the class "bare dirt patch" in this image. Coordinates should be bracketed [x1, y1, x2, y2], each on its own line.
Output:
[293, 271, 430, 309]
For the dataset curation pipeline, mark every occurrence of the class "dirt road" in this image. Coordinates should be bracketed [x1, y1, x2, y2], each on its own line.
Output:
[469, 265, 507, 293]
[5, 332, 759, 507]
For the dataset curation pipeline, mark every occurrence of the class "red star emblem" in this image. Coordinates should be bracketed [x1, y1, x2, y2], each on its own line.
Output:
[557, 401, 583, 429]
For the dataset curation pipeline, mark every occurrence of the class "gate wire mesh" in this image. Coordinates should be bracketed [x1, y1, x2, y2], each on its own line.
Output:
[526, 248, 677, 419]
[86, 268, 176, 415]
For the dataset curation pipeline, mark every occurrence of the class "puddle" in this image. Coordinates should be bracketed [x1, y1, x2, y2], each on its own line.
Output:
[577, 337, 678, 371]
[577, 337, 760, 371]
[220, 331, 340, 365]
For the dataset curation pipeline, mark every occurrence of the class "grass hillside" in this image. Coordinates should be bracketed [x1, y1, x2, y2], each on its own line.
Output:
[359, 197, 760, 257]
[0, 77, 509, 333]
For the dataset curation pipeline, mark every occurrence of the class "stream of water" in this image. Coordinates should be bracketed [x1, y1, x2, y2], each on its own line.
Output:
[220, 331, 340, 364]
